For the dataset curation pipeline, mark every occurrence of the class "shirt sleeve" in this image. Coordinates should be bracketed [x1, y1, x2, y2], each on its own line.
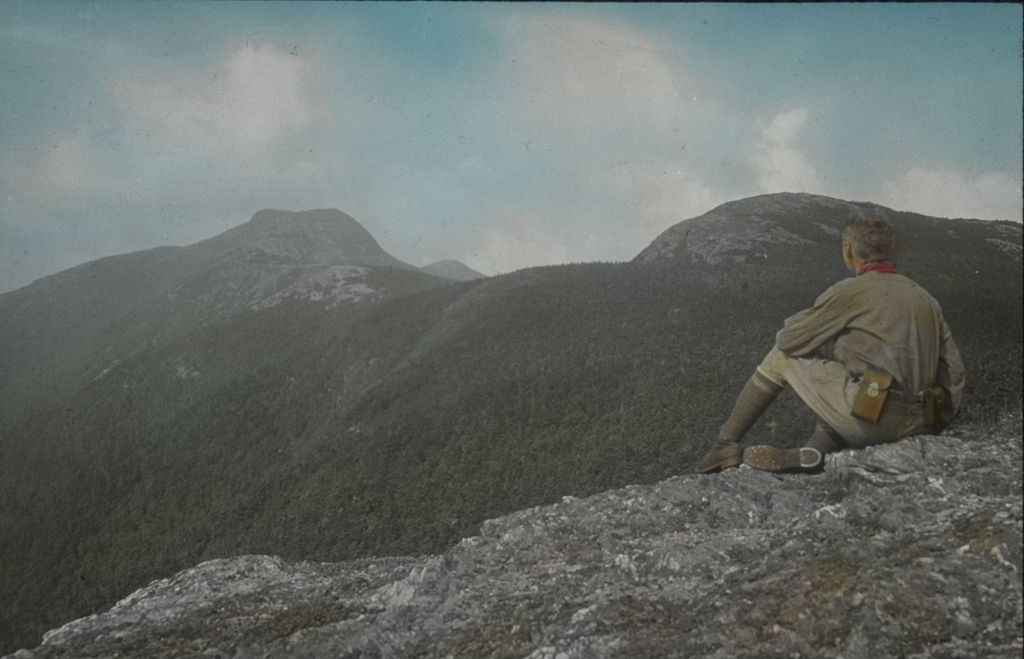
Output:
[774, 281, 860, 357]
[936, 317, 966, 425]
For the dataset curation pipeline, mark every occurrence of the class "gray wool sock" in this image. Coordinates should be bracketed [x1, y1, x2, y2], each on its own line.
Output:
[717, 372, 784, 444]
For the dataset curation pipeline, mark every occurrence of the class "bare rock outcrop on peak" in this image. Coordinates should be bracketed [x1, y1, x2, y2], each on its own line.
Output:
[11, 426, 1022, 659]
[634, 192, 1022, 272]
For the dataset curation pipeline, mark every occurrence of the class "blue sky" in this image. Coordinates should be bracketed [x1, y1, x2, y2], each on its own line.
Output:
[1, 1, 1021, 292]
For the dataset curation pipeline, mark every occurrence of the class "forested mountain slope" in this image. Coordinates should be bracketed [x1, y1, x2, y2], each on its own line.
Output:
[2, 193, 1020, 654]
[0, 208, 449, 430]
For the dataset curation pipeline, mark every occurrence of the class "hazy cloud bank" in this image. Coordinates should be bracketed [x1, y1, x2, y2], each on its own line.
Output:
[1, 4, 1020, 293]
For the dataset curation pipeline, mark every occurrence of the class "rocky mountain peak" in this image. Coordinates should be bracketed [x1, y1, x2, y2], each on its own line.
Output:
[633, 192, 1022, 273]
[633, 193, 866, 266]
[168, 208, 425, 312]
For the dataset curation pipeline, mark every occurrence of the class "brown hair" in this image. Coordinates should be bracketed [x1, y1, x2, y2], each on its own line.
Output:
[843, 217, 897, 262]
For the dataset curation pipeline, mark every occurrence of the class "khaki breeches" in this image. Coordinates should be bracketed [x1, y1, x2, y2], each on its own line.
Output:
[755, 346, 930, 448]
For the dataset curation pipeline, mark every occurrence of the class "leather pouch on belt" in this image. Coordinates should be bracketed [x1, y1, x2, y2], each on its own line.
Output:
[852, 368, 893, 423]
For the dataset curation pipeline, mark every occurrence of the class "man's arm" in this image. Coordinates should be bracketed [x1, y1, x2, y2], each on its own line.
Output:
[775, 282, 859, 357]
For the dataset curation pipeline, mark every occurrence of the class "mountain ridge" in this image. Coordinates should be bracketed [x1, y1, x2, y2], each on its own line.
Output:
[0, 208, 468, 430]
[1, 193, 1020, 655]
[635, 192, 1022, 267]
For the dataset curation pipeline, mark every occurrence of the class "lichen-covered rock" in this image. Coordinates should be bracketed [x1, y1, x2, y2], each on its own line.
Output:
[9, 430, 1022, 659]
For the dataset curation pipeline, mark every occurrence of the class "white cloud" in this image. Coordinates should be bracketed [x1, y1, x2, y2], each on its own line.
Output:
[881, 169, 1022, 222]
[468, 209, 576, 275]
[14, 133, 95, 204]
[609, 161, 723, 237]
[751, 108, 824, 194]
[455, 162, 725, 275]
[115, 43, 318, 155]
[3, 132, 133, 214]
[494, 14, 688, 129]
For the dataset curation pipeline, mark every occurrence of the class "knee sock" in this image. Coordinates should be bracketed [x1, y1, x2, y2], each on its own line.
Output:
[805, 419, 844, 454]
[717, 371, 784, 444]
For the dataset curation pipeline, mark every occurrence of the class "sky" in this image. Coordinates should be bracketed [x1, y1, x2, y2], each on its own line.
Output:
[1, 1, 1021, 293]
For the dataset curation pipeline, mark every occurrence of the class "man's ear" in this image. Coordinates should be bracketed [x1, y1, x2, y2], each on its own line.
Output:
[842, 239, 856, 270]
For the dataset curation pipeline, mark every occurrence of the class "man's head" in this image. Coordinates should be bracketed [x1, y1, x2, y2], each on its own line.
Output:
[842, 217, 897, 272]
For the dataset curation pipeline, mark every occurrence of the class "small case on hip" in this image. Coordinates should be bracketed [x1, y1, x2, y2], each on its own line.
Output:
[852, 368, 893, 423]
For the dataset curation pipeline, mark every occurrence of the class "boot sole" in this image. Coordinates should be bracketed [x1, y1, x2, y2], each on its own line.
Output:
[743, 446, 822, 472]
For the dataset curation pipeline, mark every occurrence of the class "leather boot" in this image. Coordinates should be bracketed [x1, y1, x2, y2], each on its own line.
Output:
[696, 372, 782, 474]
[695, 441, 743, 473]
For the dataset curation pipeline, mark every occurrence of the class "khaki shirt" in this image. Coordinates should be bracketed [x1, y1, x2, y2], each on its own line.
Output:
[775, 271, 965, 425]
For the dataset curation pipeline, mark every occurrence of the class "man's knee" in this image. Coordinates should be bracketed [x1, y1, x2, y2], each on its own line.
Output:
[751, 369, 784, 395]
[755, 346, 789, 389]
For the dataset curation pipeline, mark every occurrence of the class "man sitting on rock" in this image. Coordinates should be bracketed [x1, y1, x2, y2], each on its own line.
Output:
[697, 216, 965, 473]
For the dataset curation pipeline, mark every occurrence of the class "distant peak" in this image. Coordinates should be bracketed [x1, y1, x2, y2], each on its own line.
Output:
[420, 260, 486, 281]
[706, 192, 856, 215]
[249, 208, 357, 224]
[244, 208, 364, 235]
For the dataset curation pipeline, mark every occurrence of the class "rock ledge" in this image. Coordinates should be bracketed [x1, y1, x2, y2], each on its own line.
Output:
[10, 431, 1023, 659]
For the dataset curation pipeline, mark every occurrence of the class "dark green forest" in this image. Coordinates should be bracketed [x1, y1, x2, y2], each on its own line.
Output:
[1, 196, 1021, 653]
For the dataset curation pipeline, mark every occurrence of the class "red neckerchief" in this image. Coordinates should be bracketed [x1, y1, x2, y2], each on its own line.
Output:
[858, 261, 897, 275]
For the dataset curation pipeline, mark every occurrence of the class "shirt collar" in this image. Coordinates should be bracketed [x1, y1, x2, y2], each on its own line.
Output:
[858, 261, 897, 275]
